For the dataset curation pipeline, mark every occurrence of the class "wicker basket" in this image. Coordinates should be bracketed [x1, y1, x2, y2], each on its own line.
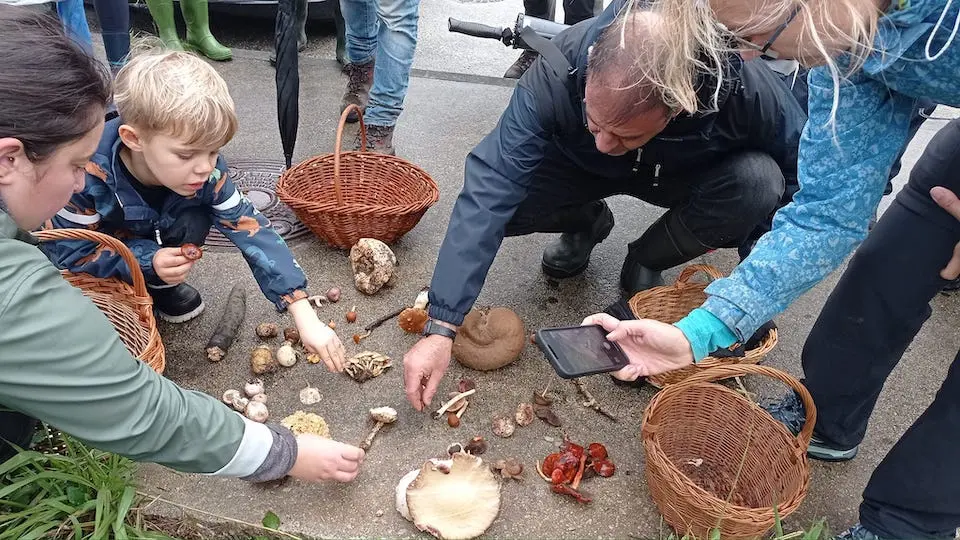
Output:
[34, 229, 166, 374]
[628, 264, 777, 388]
[275, 104, 440, 249]
[642, 364, 815, 540]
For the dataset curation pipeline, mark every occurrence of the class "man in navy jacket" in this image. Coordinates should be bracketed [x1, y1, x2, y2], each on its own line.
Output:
[403, 0, 806, 410]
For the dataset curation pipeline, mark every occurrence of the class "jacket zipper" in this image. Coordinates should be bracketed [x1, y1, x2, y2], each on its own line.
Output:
[632, 148, 643, 173]
[652, 164, 661, 187]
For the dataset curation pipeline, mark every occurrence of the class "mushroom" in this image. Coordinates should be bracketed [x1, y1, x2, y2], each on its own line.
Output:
[360, 406, 398, 450]
[222, 389, 242, 406]
[344, 351, 392, 383]
[244, 378, 265, 398]
[492, 415, 515, 438]
[281, 411, 331, 438]
[350, 238, 398, 295]
[452, 307, 526, 371]
[299, 384, 322, 405]
[398, 287, 430, 334]
[515, 403, 535, 426]
[492, 458, 524, 480]
[396, 452, 502, 540]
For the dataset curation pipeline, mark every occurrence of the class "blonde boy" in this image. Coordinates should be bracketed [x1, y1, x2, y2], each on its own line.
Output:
[44, 50, 346, 371]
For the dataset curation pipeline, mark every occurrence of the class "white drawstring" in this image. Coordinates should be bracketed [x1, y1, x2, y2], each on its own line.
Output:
[925, 0, 960, 61]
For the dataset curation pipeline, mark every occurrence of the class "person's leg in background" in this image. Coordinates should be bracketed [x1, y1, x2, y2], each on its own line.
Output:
[93, 0, 131, 76]
[765, 119, 960, 540]
[180, 0, 231, 61]
[350, 0, 419, 155]
[503, 0, 555, 79]
[339, 0, 378, 123]
[0, 410, 37, 464]
[145, 0, 184, 50]
[56, 0, 94, 55]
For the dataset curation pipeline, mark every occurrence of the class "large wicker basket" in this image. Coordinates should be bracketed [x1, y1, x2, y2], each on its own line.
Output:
[642, 364, 815, 540]
[628, 264, 777, 388]
[34, 229, 166, 374]
[276, 104, 440, 249]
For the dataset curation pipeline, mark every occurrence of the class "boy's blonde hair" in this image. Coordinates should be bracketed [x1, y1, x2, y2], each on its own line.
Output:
[114, 47, 238, 149]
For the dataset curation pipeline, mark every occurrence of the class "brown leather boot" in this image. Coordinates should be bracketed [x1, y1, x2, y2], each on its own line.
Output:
[341, 60, 374, 123]
[353, 124, 395, 156]
[504, 50, 539, 79]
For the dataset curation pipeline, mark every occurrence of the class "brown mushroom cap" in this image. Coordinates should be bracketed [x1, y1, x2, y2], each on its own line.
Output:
[398, 307, 429, 333]
[452, 307, 525, 371]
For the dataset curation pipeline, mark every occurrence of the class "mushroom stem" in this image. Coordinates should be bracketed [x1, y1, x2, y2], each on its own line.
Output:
[413, 286, 430, 310]
[360, 421, 385, 450]
[571, 453, 587, 490]
[535, 460, 552, 483]
[434, 389, 477, 419]
[455, 400, 469, 419]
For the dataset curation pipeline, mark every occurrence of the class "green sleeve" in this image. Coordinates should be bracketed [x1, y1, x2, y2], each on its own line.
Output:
[0, 242, 271, 475]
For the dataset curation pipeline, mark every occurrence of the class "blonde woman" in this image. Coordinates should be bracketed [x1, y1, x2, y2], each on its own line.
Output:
[583, 1, 960, 538]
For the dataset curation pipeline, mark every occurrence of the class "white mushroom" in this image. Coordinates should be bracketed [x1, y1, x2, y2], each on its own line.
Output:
[299, 384, 322, 405]
[359, 406, 397, 450]
[396, 452, 502, 540]
[244, 378, 265, 398]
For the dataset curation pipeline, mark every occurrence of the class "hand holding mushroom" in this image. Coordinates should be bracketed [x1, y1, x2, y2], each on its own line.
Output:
[287, 297, 346, 373]
[402, 328, 456, 411]
[286, 435, 366, 483]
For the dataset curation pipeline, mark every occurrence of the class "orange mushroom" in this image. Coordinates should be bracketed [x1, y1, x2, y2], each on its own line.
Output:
[398, 287, 430, 334]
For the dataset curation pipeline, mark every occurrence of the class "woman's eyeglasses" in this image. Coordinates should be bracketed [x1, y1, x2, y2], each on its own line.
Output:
[730, 4, 802, 60]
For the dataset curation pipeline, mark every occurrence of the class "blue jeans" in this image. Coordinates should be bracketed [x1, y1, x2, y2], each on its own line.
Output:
[340, 0, 420, 127]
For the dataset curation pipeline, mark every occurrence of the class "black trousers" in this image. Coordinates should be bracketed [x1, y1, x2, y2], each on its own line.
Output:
[0, 410, 36, 463]
[504, 145, 785, 252]
[800, 119, 960, 539]
[524, 0, 597, 26]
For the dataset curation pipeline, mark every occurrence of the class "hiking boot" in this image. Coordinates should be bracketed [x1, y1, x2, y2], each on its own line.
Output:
[504, 50, 539, 79]
[354, 124, 395, 155]
[149, 283, 205, 323]
[834, 523, 889, 540]
[763, 391, 860, 462]
[341, 60, 375, 123]
[541, 202, 615, 279]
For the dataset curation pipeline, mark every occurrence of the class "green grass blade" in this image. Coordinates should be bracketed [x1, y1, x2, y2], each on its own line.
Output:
[113, 485, 136, 539]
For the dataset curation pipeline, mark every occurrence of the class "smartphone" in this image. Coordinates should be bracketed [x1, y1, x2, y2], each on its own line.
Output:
[535, 324, 630, 379]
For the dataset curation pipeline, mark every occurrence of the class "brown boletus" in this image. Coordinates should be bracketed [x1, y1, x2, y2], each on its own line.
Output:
[396, 452, 502, 540]
[398, 287, 430, 334]
[452, 307, 525, 371]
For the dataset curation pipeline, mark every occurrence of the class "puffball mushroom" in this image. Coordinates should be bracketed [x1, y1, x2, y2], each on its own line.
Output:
[452, 307, 526, 371]
[299, 384, 322, 405]
[245, 401, 269, 423]
[360, 406, 398, 450]
[350, 238, 398, 295]
[250, 345, 277, 375]
[222, 389, 242, 406]
[231, 396, 249, 412]
[276, 341, 298, 367]
[244, 378, 265, 398]
[396, 452, 502, 540]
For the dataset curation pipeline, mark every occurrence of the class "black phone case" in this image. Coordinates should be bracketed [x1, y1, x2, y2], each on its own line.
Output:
[535, 326, 630, 379]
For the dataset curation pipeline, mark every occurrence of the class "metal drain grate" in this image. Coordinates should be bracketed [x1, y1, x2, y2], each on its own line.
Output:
[204, 159, 312, 250]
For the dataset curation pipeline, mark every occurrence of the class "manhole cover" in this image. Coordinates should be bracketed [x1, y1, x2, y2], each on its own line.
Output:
[204, 159, 312, 250]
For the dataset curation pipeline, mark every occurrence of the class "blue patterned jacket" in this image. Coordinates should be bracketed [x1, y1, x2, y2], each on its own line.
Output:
[700, 0, 960, 341]
[42, 117, 309, 312]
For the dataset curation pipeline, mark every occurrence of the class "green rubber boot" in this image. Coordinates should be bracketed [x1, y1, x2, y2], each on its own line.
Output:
[180, 0, 232, 61]
[145, 0, 185, 51]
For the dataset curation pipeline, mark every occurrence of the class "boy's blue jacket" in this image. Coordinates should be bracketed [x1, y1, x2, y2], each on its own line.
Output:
[42, 117, 309, 312]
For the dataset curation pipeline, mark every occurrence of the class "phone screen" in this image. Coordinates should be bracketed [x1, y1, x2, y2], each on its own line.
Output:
[537, 325, 630, 378]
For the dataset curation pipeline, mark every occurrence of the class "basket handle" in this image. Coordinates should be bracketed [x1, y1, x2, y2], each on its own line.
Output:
[664, 364, 817, 449]
[673, 264, 724, 286]
[33, 228, 150, 299]
[332, 104, 367, 207]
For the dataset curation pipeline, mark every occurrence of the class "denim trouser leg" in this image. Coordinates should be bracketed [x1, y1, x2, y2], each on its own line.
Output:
[341, 0, 379, 65]
[371, 0, 419, 126]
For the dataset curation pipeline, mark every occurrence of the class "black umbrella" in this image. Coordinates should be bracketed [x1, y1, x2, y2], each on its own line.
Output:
[275, 0, 301, 168]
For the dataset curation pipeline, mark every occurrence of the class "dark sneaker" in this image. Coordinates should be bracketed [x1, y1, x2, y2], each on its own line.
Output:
[149, 283, 205, 324]
[354, 124, 395, 155]
[504, 50, 539, 79]
[341, 60, 375, 123]
[835, 523, 888, 540]
[763, 391, 859, 462]
[541, 202, 615, 279]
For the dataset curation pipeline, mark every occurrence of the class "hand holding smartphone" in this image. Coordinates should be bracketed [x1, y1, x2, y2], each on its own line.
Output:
[535, 324, 630, 379]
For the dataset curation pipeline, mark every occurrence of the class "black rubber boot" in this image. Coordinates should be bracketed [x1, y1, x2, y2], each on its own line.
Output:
[149, 283, 205, 323]
[619, 210, 711, 298]
[541, 201, 615, 279]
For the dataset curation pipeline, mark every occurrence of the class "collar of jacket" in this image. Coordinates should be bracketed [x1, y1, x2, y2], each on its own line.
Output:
[86, 117, 167, 224]
[573, 0, 743, 140]
[0, 210, 38, 246]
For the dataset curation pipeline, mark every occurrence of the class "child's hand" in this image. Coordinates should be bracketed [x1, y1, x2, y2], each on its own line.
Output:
[287, 435, 365, 483]
[289, 299, 346, 372]
[152, 247, 196, 285]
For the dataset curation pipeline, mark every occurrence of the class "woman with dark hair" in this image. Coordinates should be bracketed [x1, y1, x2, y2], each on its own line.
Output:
[0, 4, 364, 485]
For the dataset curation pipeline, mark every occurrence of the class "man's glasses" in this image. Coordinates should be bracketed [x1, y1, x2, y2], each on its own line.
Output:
[730, 4, 802, 60]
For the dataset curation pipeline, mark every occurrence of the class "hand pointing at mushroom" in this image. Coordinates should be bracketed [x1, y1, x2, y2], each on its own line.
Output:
[403, 332, 455, 411]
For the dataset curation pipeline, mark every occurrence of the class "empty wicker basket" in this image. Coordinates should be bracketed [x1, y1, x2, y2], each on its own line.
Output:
[628, 264, 777, 388]
[276, 104, 440, 249]
[34, 228, 165, 374]
[642, 364, 815, 540]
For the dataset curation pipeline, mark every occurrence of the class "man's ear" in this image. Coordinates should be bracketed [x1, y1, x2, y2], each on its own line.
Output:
[118, 124, 145, 152]
[0, 138, 29, 186]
